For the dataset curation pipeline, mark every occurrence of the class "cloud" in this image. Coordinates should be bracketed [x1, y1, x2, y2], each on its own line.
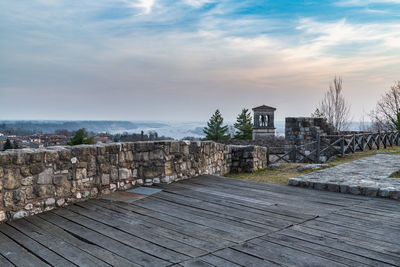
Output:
[122, 0, 155, 14]
[183, 0, 215, 8]
[335, 0, 400, 6]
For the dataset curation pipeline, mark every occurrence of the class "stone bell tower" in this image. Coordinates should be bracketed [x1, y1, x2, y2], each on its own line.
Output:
[252, 105, 276, 140]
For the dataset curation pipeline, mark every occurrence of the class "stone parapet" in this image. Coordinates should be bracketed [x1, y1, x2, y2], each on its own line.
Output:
[0, 141, 267, 222]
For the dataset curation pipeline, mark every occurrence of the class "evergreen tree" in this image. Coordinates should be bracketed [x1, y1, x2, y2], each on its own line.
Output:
[311, 108, 325, 118]
[67, 128, 95, 146]
[234, 108, 253, 139]
[3, 139, 12, 151]
[203, 109, 230, 141]
[12, 140, 19, 149]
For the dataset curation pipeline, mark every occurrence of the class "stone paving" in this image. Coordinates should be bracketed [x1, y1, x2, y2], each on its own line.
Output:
[289, 154, 400, 199]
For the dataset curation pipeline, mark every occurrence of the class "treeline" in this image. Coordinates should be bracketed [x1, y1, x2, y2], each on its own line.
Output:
[0, 121, 167, 135]
[111, 131, 173, 142]
[203, 109, 253, 141]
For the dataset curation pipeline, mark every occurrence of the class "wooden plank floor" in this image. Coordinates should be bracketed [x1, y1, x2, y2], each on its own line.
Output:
[0, 175, 399, 266]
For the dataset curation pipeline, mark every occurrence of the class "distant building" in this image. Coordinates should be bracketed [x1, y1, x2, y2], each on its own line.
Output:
[252, 105, 276, 140]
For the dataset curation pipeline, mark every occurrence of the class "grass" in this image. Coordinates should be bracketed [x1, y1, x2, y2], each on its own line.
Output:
[224, 146, 400, 185]
[390, 171, 400, 178]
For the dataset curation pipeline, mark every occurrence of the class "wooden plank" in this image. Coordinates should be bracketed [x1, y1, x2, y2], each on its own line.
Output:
[40, 211, 171, 266]
[232, 240, 347, 267]
[186, 175, 369, 203]
[159, 182, 313, 222]
[0, 254, 13, 267]
[74, 202, 215, 254]
[0, 223, 75, 267]
[9, 219, 110, 267]
[138, 196, 270, 234]
[141, 196, 275, 233]
[152, 191, 289, 229]
[102, 200, 243, 243]
[174, 179, 351, 214]
[285, 226, 400, 266]
[213, 248, 279, 267]
[92, 200, 235, 250]
[26, 216, 140, 267]
[198, 254, 241, 267]
[343, 206, 400, 220]
[159, 181, 332, 217]
[0, 230, 50, 267]
[302, 220, 400, 250]
[132, 198, 262, 241]
[317, 214, 400, 234]
[338, 209, 400, 226]
[255, 233, 390, 267]
[180, 259, 214, 267]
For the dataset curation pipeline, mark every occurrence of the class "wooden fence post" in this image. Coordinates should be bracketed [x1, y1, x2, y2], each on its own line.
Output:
[292, 145, 297, 163]
[316, 132, 321, 163]
[352, 134, 356, 153]
[341, 136, 345, 157]
[361, 134, 365, 151]
[377, 132, 381, 150]
[397, 131, 400, 146]
[266, 150, 270, 166]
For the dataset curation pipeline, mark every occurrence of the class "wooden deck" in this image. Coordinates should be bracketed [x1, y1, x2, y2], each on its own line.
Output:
[0, 175, 399, 266]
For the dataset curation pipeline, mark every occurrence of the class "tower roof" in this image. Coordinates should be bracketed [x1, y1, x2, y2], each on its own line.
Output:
[252, 105, 276, 111]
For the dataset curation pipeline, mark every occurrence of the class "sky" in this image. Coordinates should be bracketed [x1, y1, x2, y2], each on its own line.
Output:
[1, 0, 399, 122]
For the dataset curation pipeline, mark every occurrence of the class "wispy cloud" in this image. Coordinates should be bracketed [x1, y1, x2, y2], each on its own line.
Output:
[335, 0, 400, 6]
[123, 0, 156, 14]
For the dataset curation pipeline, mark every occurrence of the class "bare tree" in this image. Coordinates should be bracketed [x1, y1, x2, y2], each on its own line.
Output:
[370, 81, 400, 131]
[320, 76, 351, 132]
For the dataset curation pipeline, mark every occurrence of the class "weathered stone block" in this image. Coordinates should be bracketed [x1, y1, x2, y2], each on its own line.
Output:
[4, 168, 21, 190]
[20, 167, 31, 177]
[45, 198, 55, 206]
[12, 210, 28, 220]
[119, 168, 132, 179]
[21, 176, 34, 186]
[37, 168, 53, 185]
[35, 185, 55, 197]
[101, 174, 110, 185]
[75, 168, 87, 180]
[53, 174, 68, 185]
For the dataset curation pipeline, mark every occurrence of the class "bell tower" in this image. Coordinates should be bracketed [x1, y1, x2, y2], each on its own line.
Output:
[252, 105, 276, 140]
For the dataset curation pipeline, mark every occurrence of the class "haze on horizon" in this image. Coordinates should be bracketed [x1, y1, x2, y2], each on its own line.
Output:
[1, 0, 399, 122]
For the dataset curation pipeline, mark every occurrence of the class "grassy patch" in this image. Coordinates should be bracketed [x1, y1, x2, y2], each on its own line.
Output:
[390, 171, 400, 178]
[224, 164, 315, 184]
[224, 146, 400, 185]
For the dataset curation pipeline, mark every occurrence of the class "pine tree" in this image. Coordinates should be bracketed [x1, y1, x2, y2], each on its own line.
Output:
[12, 140, 19, 149]
[3, 139, 12, 151]
[67, 128, 95, 146]
[234, 108, 253, 139]
[311, 108, 325, 118]
[203, 109, 230, 141]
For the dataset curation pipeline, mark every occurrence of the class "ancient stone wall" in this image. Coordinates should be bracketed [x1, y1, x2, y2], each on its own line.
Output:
[285, 117, 334, 145]
[230, 146, 268, 172]
[0, 141, 267, 222]
[217, 138, 287, 148]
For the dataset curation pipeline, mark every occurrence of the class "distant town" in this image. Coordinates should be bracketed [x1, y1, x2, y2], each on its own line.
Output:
[0, 121, 177, 151]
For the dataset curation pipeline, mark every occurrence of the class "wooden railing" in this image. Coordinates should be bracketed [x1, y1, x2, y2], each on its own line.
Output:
[267, 131, 400, 165]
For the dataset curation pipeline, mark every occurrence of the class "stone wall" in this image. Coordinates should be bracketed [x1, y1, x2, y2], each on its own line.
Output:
[285, 117, 334, 145]
[0, 141, 267, 222]
[230, 145, 268, 172]
[217, 138, 287, 148]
